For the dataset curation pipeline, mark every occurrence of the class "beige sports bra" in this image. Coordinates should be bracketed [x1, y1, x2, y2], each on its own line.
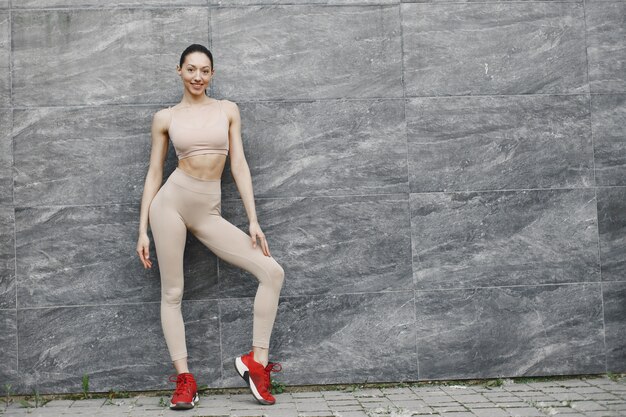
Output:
[168, 100, 229, 159]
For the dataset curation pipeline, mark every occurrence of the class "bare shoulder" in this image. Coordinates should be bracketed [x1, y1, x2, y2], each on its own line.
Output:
[153, 106, 173, 131]
[220, 98, 237, 107]
[220, 99, 240, 113]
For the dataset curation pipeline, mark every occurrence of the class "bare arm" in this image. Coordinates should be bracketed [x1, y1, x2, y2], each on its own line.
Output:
[224, 100, 271, 257]
[136, 108, 170, 268]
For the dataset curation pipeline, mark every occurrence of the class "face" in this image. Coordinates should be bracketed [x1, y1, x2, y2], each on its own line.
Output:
[177, 51, 214, 95]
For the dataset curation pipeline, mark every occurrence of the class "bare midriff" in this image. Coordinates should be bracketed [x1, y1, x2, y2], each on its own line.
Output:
[177, 153, 227, 180]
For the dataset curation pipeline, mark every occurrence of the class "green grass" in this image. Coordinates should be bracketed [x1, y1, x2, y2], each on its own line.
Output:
[18, 389, 50, 408]
[607, 371, 622, 382]
[1, 383, 13, 409]
[270, 378, 286, 395]
[81, 374, 89, 399]
[158, 396, 168, 408]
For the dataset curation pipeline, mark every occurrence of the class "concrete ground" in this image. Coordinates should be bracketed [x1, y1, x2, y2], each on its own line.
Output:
[1, 375, 625, 417]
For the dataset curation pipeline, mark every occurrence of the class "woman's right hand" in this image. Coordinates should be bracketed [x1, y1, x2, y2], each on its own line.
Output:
[136, 233, 153, 269]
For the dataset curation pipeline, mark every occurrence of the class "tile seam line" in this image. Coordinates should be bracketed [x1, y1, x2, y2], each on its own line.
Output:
[16, 291, 416, 310]
[415, 281, 604, 292]
[11, 192, 409, 209]
[7, 93, 614, 109]
[6, 1, 589, 12]
[11, 188, 619, 201]
[12, 290, 424, 311]
[13, 282, 609, 310]
[10, 4, 403, 11]
[9, 3, 18, 380]
[207, 7, 225, 386]
[581, 0, 607, 376]
[12, 185, 622, 210]
[398, 0, 420, 383]
[8, 97, 417, 108]
[307, 185, 597, 194]
[217, 300, 224, 384]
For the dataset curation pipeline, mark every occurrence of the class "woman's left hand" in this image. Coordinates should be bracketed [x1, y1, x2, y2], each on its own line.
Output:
[249, 221, 272, 257]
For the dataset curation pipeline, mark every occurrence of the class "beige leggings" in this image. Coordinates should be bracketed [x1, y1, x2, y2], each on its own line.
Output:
[149, 167, 285, 361]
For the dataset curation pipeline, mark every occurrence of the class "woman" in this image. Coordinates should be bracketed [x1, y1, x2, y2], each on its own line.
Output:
[136, 44, 285, 410]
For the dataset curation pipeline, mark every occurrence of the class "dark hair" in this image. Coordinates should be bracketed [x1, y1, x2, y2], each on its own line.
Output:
[179, 44, 213, 70]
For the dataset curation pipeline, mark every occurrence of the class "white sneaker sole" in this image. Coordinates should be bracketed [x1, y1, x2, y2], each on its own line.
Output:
[169, 392, 199, 409]
[234, 356, 274, 405]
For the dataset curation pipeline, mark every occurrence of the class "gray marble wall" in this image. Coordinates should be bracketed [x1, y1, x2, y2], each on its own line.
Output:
[0, 0, 624, 395]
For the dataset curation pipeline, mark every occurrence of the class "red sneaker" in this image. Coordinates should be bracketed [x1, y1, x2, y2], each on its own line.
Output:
[234, 351, 283, 405]
[168, 372, 199, 410]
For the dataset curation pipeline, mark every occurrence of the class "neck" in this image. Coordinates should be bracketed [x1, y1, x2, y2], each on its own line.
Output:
[181, 92, 214, 106]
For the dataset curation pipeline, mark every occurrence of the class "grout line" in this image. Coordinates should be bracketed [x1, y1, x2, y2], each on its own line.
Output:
[581, 0, 608, 374]
[207, 3, 214, 98]
[5, 1, 589, 12]
[14, 299, 224, 310]
[8, 3, 19, 379]
[7, 7, 11, 109]
[14, 184, 626, 211]
[11, 281, 619, 311]
[11, 185, 626, 211]
[4, 92, 625, 117]
[599, 279, 608, 374]
[211, 4, 223, 377]
[217, 300, 224, 383]
[5, 92, 624, 110]
[581, 0, 595, 189]
[414, 281, 608, 292]
[398, 1, 420, 382]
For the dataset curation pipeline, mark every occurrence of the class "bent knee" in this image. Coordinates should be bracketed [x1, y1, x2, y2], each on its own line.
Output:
[267, 260, 285, 289]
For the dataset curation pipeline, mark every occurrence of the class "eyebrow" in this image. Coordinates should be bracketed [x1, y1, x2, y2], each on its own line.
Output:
[186, 65, 211, 69]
